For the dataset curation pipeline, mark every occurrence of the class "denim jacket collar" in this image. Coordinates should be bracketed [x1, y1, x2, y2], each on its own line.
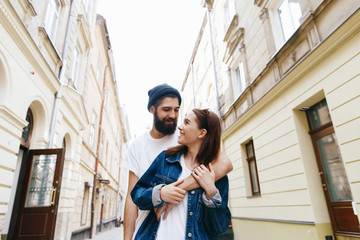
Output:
[164, 153, 181, 164]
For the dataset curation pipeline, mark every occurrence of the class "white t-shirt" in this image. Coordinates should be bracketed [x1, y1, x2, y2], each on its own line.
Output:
[156, 155, 192, 240]
[123, 130, 179, 239]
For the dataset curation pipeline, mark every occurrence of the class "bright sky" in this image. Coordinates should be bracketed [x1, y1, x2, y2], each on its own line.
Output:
[97, 1, 205, 139]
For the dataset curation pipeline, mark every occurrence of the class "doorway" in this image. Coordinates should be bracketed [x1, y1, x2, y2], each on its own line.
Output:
[7, 109, 65, 240]
[307, 99, 360, 238]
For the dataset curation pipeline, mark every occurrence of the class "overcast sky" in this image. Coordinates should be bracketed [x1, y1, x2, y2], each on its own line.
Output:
[97, 0, 205, 139]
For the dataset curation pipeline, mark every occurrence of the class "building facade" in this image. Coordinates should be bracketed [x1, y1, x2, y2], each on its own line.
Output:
[182, 0, 360, 239]
[0, 0, 128, 239]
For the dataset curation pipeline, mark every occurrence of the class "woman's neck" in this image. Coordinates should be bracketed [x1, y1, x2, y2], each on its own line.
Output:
[184, 144, 201, 169]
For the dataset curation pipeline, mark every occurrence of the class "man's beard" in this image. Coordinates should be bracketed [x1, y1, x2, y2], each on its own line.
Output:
[154, 110, 177, 135]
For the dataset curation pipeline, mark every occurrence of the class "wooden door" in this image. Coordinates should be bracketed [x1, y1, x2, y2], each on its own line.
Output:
[15, 148, 64, 240]
[312, 127, 360, 237]
[307, 99, 359, 238]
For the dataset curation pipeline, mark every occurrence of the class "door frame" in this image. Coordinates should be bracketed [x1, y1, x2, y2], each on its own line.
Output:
[14, 148, 65, 240]
[310, 125, 360, 238]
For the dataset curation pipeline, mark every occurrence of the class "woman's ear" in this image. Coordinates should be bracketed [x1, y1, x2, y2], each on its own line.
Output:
[198, 129, 207, 139]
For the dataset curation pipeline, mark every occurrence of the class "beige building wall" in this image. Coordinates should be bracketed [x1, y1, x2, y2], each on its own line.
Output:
[182, 0, 360, 239]
[181, 13, 220, 117]
[0, 1, 128, 239]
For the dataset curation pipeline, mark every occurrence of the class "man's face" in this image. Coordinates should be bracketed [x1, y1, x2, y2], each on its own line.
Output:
[153, 97, 180, 135]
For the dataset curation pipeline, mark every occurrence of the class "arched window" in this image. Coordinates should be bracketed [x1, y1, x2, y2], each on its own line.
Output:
[21, 109, 33, 148]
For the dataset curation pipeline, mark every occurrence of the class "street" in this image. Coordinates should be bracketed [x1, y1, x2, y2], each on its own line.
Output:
[90, 225, 123, 240]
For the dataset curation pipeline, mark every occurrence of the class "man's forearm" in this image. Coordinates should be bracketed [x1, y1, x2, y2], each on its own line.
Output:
[178, 151, 233, 191]
[124, 196, 137, 240]
[177, 174, 200, 191]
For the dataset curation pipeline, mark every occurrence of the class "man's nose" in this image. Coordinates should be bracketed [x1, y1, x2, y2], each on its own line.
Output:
[169, 110, 176, 118]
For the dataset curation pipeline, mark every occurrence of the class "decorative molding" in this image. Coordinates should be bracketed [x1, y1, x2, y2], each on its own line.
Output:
[38, 26, 62, 63]
[254, 0, 265, 7]
[233, 216, 315, 225]
[223, 15, 239, 42]
[19, 0, 37, 17]
[259, 8, 269, 22]
[0, 105, 27, 137]
[77, 14, 92, 49]
[223, 24, 244, 64]
[202, 0, 214, 10]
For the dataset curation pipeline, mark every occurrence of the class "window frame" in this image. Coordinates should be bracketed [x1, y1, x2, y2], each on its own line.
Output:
[277, 0, 302, 43]
[80, 185, 90, 226]
[89, 113, 96, 149]
[267, 0, 303, 49]
[246, 140, 261, 196]
[232, 61, 247, 99]
[44, 0, 61, 40]
[224, 0, 236, 32]
[71, 47, 80, 87]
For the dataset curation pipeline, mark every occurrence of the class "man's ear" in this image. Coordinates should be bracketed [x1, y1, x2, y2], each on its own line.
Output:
[198, 129, 207, 139]
[150, 105, 155, 114]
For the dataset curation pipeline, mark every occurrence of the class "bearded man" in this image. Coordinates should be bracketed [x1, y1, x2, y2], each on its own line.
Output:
[123, 83, 233, 240]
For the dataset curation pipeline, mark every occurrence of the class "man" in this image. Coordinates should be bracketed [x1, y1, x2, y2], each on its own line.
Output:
[123, 83, 233, 240]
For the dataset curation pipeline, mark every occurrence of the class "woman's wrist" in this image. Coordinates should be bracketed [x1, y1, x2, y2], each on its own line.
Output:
[160, 185, 164, 201]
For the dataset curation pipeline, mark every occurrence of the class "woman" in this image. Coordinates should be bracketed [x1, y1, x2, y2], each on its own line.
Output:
[131, 108, 231, 240]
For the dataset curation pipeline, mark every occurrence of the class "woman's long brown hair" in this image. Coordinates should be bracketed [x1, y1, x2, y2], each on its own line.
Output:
[166, 108, 221, 166]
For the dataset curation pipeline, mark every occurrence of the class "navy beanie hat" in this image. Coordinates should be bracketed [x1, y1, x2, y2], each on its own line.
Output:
[147, 83, 181, 111]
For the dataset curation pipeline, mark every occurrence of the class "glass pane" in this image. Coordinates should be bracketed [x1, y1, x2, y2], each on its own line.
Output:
[249, 160, 259, 193]
[246, 142, 254, 157]
[278, 0, 301, 41]
[308, 100, 331, 130]
[25, 154, 57, 207]
[317, 133, 352, 202]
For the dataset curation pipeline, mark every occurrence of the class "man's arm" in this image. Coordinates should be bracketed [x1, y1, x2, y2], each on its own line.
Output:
[123, 171, 139, 240]
[179, 150, 233, 191]
[157, 150, 233, 220]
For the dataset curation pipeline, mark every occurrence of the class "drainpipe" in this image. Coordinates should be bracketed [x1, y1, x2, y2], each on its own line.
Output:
[190, 63, 196, 107]
[48, 0, 77, 148]
[206, 7, 222, 117]
[90, 65, 108, 238]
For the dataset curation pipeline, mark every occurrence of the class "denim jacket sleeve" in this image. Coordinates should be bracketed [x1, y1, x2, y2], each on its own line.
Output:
[203, 175, 231, 235]
[130, 151, 166, 210]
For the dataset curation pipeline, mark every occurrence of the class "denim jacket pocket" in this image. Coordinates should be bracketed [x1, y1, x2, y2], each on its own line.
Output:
[153, 173, 177, 185]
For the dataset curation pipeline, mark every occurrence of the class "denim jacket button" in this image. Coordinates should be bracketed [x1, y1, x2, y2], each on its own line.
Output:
[191, 190, 195, 194]
[187, 232, 192, 237]
[189, 211, 193, 216]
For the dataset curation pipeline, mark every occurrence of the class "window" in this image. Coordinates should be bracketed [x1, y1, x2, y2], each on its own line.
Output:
[278, 0, 302, 42]
[44, 0, 61, 40]
[246, 140, 260, 196]
[224, 0, 236, 31]
[89, 113, 96, 149]
[81, 186, 90, 225]
[72, 47, 80, 87]
[96, 58, 102, 86]
[232, 61, 247, 99]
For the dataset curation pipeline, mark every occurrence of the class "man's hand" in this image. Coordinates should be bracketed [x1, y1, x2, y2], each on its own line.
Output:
[154, 203, 175, 221]
[160, 179, 186, 204]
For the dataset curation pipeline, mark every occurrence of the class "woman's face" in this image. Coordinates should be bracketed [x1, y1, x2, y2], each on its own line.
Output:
[178, 111, 202, 146]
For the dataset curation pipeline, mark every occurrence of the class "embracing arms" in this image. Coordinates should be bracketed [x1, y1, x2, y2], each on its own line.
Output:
[123, 171, 139, 240]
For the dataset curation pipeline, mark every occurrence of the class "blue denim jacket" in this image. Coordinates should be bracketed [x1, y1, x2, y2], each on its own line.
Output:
[131, 150, 231, 240]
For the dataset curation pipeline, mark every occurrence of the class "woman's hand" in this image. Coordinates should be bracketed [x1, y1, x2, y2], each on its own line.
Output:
[192, 163, 217, 199]
[160, 179, 186, 204]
